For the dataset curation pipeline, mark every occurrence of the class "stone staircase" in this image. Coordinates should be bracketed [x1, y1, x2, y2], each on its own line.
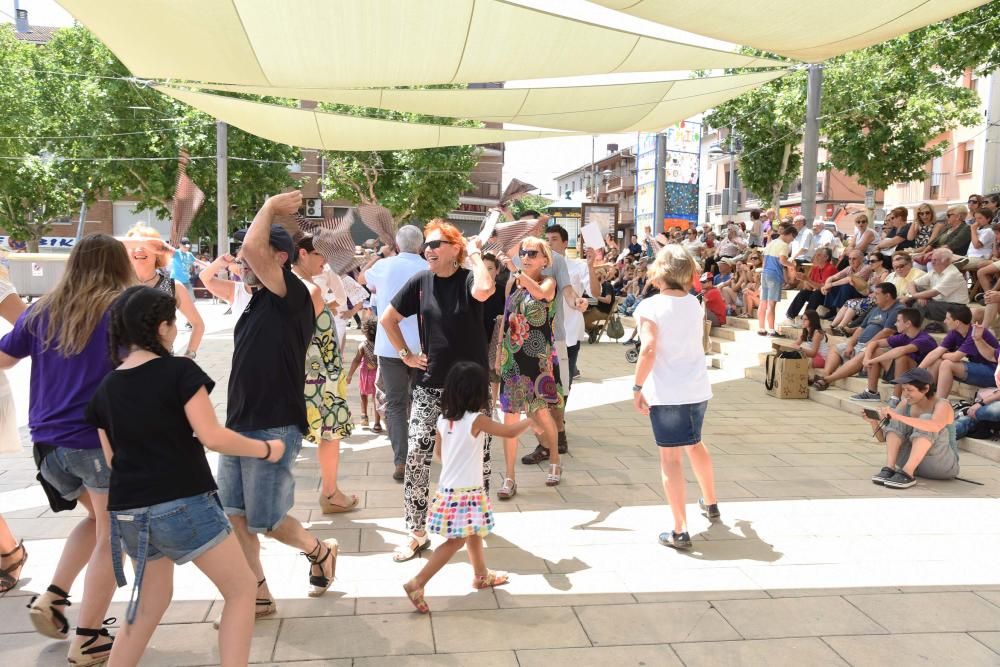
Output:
[733, 289, 1000, 463]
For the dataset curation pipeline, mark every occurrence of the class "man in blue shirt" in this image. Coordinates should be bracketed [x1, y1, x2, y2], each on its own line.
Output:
[814, 283, 902, 391]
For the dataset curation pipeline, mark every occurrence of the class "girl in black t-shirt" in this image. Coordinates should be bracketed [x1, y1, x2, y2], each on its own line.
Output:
[86, 287, 285, 666]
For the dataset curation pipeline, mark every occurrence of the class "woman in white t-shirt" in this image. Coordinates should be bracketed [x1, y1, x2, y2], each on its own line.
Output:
[632, 244, 719, 551]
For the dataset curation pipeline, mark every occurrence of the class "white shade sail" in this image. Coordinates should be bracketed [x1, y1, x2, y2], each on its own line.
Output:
[590, 0, 990, 62]
[183, 70, 788, 133]
[154, 86, 576, 151]
[57, 0, 787, 88]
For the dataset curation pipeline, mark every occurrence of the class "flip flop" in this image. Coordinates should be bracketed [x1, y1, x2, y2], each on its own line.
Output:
[403, 579, 429, 613]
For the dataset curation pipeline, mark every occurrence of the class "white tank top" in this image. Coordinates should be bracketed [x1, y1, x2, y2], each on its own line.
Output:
[435, 412, 485, 489]
[230, 283, 253, 323]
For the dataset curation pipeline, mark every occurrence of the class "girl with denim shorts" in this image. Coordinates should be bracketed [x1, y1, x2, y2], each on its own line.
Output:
[631, 244, 721, 551]
[0, 234, 134, 666]
[86, 287, 285, 666]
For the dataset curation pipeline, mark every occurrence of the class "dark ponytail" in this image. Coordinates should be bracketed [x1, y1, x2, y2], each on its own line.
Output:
[108, 286, 177, 366]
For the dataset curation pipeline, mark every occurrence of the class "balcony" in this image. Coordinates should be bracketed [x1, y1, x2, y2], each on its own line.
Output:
[605, 174, 635, 193]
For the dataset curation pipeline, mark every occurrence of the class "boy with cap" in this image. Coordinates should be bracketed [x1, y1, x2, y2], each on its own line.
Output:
[701, 272, 727, 327]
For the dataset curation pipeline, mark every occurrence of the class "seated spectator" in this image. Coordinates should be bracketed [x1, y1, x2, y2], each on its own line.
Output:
[827, 255, 890, 335]
[793, 310, 829, 373]
[812, 283, 902, 391]
[782, 247, 837, 325]
[913, 205, 970, 265]
[873, 207, 913, 269]
[850, 308, 936, 404]
[919, 305, 977, 378]
[716, 226, 747, 262]
[584, 265, 615, 332]
[740, 253, 762, 318]
[840, 214, 878, 269]
[936, 321, 998, 399]
[885, 252, 925, 298]
[701, 273, 727, 327]
[955, 207, 996, 273]
[789, 215, 816, 265]
[627, 234, 643, 258]
[903, 248, 970, 330]
[954, 365, 1000, 440]
[863, 368, 959, 489]
[819, 250, 873, 317]
[714, 259, 734, 286]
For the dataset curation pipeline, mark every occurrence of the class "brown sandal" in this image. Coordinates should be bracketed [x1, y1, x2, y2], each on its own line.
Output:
[319, 491, 359, 514]
[403, 578, 429, 613]
[0, 540, 27, 593]
[473, 570, 509, 590]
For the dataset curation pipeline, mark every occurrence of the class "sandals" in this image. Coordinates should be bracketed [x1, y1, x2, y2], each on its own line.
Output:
[319, 491, 359, 514]
[0, 539, 27, 593]
[403, 578, 429, 614]
[520, 445, 550, 465]
[360, 416, 370, 428]
[371, 423, 383, 433]
[213, 578, 275, 630]
[545, 463, 562, 487]
[812, 378, 830, 391]
[392, 532, 430, 563]
[68, 619, 115, 667]
[28, 584, 71, 639]
[304, 538, 339, 597]
[473, 570, 509, 590]
[497, 478, 517, 500]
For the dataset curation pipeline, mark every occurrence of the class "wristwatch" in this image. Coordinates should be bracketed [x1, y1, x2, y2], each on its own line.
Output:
[185, 350, 197, 359]
[398, 347, 410, 359]
[632, 384, 643, 392]
[513, 270, 522, 278]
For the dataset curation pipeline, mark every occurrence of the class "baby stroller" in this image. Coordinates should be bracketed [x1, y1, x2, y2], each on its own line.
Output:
[625, 336, 641, 364]
[586, 297, 624, 343]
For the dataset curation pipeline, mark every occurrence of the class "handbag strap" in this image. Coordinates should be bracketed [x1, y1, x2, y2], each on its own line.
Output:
[765, 352, 777, 391]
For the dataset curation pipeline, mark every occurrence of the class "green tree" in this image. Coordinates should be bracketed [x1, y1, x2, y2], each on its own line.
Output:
[29, 26, 299, 245]
[318, 100, 479, 224]
[0, 26, 81, 251]
[705, 70, 806, 211]
[508, 193, 553, 219]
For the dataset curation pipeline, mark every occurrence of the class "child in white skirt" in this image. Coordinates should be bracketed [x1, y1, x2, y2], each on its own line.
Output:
[403, 361, 534, 613]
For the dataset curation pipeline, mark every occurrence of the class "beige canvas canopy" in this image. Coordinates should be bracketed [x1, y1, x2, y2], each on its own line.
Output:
[57, 0, 786, 88]
[179, 70, 788, 133]
[589, 0, 990, 62]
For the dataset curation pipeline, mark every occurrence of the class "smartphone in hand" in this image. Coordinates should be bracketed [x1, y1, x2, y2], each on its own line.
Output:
[863, 408, 881, 420]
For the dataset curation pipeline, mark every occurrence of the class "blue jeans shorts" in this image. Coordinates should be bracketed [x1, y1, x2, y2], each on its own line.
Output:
[649, 401, 708, 447]
[760, 274, 783, 302]
[110, 491, 231, 624]
[963, 361, 997, 388]
[216, 425, 302, 533]
[41, 446, 110, 500]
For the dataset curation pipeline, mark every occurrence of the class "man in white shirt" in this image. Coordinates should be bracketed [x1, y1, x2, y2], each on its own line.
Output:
[904, 248, 970, 327]
[790, 215, 816, 263]
[812, 219, 835, 252]
[358, 225, 427, 480]
[565, 251, 591, 380]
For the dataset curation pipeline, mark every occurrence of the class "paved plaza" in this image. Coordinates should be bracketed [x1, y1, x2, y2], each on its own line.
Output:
[2, 304, 1000, 665]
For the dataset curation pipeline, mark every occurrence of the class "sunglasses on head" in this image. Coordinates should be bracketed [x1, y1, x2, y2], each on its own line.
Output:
[421, 239, 452, 251]
[519, 249, 541, 258]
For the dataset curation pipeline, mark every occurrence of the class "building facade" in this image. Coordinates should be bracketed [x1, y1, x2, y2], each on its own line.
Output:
[554, 144, 636, 239]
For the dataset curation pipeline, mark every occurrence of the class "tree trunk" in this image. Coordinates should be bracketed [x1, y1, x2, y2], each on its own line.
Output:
[770, 143, 793, 213]
[27, 239, 39, 253]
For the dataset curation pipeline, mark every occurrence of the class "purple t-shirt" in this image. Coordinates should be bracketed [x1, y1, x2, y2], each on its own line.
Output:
[887, 330, 937, 363]
[940, 326, 999, 366]
[0, 308, 113, 449]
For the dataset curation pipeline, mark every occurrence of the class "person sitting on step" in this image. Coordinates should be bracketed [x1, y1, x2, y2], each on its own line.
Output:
[902, 248, 970, 333]
[850, 308, 937, 405]
[935, 320, 999, 400]
[863, 367, 959, 489]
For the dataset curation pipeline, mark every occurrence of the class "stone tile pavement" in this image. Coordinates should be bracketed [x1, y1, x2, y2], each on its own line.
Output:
[2, 303, 1000, 665]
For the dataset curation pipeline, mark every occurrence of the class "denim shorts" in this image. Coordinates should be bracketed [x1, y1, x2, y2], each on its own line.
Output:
[964, 361, 997, 388]
[649, 401, 708, 447]
[216, 425, 302, 533]
[760, 274, 783, 302]
[41, 446, 110, 500]
[110, 491, 231, 624]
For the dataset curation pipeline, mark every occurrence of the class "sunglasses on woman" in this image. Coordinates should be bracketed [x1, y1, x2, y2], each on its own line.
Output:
[519, 249, 541, 258]
[421, 239, 453, 251]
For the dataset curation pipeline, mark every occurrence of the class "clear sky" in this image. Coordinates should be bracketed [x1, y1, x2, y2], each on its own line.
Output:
[4, 0, 733, 198]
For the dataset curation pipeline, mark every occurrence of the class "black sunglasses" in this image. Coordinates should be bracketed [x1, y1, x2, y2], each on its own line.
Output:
[519, 249, 541, 258]
[421, 240, 453, 251]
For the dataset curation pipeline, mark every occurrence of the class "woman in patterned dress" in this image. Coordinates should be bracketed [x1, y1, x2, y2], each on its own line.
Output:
[495, 237, 563, 499]
[293, 236, 356, 513]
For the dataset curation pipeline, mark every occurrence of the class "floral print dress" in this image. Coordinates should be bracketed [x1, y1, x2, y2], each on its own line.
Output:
[499, 286, 564, 414]
[304, 306, 353, 442]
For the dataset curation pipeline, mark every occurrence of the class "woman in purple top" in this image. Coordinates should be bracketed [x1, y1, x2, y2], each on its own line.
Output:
[0, 234, 134, 666]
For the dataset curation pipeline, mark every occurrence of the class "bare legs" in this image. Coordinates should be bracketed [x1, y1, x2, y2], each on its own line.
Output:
[73, 490, 116, 641]
[107, 535, 255, 667]
[403, 534, 495, 594]
[503, 408, 558, 481]
[885, 433, 933, 477]
[659, 443, 717, 534]
[317, 437, 354, 507]
[229, 515, 332, 603]
[758, 300, 777, 332]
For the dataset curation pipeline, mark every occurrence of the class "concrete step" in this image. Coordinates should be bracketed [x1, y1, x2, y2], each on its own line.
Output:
[744, 365, 1000, 463]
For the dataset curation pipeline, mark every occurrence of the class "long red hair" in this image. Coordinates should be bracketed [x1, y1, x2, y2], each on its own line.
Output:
[424, 218, 466, 264]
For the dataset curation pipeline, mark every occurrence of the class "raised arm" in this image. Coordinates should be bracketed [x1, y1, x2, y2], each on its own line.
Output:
[242, 191, 302, 297]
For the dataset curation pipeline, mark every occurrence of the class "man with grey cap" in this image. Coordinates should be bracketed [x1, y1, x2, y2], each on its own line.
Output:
[864, 366, 959, 489]
[219, 191, 339, 609]
[358, 225, 428, 480]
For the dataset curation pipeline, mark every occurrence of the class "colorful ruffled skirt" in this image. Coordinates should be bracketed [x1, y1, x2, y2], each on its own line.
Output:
[425, 486, 494, 538]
